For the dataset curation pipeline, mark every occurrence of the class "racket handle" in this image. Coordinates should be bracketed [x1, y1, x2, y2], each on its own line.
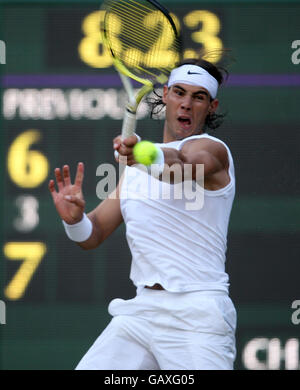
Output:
[114, 110, 137, 160]
[121, 110, 137, 140]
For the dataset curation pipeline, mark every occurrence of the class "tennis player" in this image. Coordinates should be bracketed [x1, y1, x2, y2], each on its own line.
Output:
[49, 58, 237, 370]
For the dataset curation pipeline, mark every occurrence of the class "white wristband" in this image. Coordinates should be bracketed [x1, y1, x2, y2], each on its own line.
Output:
[147, 145, 165, 178]
[62, 213, 93, 242]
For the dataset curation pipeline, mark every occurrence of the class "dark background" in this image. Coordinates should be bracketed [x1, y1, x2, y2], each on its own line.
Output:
[0, 0, 299, 370]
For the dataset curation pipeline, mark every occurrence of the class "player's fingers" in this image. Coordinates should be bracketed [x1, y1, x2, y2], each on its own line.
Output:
[123, 135, 139, 147]
[113, 136, 122, 150]
[74, 162, 84, 188]
[118, 144, 134, 157]
[48, 180, 58, 198]
[54, 168, 64, 191]
[63, 165, 71, 186]
[64, 195, 85, 208]
[48, 179, 55, 192]
[113, 135, 122, 143]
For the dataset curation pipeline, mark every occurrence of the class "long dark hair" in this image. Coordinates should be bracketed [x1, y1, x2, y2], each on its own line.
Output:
[147, 57, 229, 132]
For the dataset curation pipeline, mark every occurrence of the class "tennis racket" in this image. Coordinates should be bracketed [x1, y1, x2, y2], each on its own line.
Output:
[101, 0, 181, 148]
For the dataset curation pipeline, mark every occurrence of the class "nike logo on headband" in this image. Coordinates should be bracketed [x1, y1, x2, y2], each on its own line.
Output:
[187, 70, 203, 75]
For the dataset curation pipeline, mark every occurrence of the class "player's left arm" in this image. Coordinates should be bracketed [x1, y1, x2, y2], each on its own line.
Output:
[162, 138, 229, 181]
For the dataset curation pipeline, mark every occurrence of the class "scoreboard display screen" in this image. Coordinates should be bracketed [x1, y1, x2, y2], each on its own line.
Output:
[0, 0, 300, 370]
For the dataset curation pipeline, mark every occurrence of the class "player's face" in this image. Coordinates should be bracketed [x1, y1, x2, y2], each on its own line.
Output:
[162, 83, 218, 141]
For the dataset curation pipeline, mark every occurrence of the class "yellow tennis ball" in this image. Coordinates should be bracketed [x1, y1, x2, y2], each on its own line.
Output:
[133, 140, 158, 166]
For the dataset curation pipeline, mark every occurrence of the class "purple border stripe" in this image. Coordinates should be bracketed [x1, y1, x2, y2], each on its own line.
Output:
[1, 74, 124, 88]
[227, 74, 300, 87]
[1, 73, 300, 87]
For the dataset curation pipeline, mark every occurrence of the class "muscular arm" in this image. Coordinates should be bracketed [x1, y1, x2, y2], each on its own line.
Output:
[161, 138, 230, 188]
[164, 138, 228, 176]
[78, 180, 123, 250]
[114, 135, 230, 189]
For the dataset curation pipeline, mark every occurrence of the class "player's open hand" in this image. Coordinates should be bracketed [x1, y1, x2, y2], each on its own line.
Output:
[113, 134, 139, 166]
[48, 162, 86, 224]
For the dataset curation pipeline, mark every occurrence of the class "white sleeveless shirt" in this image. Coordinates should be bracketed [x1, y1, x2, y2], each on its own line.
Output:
[120, 134, 235, 293]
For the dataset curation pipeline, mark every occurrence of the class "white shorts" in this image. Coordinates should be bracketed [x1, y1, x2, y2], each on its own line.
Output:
[76, 288, 237, 370]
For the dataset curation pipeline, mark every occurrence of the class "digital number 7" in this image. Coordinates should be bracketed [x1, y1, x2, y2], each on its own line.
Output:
[3, 242, 47, 300]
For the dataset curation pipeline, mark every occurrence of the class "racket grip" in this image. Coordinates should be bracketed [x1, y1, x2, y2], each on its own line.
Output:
[114, 111, 137, 160]
[121, 110, 137, 140]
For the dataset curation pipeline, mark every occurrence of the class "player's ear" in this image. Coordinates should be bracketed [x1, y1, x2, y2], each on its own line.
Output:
[209, 98, 219, 114]
[162, 85, 169, 104]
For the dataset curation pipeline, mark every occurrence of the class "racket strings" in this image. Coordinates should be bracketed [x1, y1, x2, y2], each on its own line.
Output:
[111, 0, 154, 17]
[106, 3, 171, 49]
[120, 0, 157, 13]
[103, 0, 181, 81]
[107, 18, 178, 69]
[112, 26, 173, 58]
[106, 9, 165, 49]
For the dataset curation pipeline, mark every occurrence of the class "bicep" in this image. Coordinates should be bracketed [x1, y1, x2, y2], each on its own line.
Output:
[180, 139, 228, 178]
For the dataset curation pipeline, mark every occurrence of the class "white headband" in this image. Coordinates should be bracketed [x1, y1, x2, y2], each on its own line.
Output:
[168, 65, 219, 99]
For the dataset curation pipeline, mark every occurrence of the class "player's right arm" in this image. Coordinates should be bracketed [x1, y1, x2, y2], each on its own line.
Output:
[49, 162, 123, 250]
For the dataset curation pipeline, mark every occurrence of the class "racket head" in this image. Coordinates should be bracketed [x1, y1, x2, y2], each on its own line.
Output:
[101, 0, 182, 86]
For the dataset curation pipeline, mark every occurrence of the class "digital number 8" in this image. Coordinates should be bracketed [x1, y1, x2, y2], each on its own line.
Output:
[78, 11, 113, 68]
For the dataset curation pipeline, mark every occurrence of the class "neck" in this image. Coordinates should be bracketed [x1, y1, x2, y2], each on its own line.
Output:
[162, 127, 174, 143]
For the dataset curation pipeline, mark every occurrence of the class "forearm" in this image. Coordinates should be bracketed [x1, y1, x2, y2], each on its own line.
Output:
[158, 147, 186, 183]
[160, 147, 221, 181]
[155, 147, 208, 183]
[76, 213, 104, 250]
[162, 147, 186, 168]
[62, 212, 101, 250]
[76, 193, 123, 250]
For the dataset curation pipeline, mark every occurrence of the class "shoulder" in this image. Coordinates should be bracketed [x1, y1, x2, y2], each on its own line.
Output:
[180, 135, 229, 167]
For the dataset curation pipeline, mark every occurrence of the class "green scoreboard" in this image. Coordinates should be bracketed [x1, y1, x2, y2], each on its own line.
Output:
[0, 0, 300, 370]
